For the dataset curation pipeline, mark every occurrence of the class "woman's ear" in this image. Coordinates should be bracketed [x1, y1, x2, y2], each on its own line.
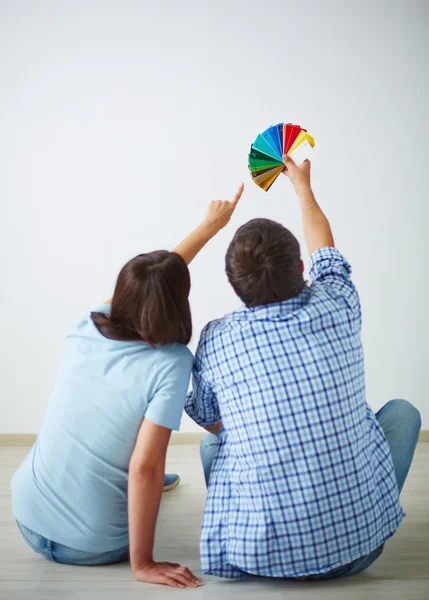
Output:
[300, 259, 304, 274]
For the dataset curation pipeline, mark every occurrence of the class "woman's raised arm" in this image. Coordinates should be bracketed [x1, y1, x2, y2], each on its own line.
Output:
[172, 183, 244, 265]
[104, 184, 244, 305]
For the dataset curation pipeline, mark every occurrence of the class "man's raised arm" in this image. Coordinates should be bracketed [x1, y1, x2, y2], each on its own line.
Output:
[282, 155, 334, 255]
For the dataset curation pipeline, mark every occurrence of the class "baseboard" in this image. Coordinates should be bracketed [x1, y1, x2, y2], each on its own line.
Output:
[1, 431, 428, 446]
[171, 432, 205, 445]
[419, 429, 429, 442]
[0, 434, 37, 447]
[0, 432, 206, 447]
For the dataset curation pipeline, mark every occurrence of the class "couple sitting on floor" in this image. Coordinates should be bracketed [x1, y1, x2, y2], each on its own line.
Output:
[11, 156, 421, 588]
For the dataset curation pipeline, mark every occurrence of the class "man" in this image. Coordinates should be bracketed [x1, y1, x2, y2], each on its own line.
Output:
[185, 155, 421, 580]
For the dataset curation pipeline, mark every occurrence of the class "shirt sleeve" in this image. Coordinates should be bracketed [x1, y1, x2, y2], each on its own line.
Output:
[145, 347, 194, 431]
[92, 303, 111, 316]
[309, 247, 361, 318]
[66, 303, 112, 340]
[185, 326, 221, 428]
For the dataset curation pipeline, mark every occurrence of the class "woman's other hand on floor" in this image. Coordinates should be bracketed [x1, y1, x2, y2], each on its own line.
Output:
[134, 560, 201, 588]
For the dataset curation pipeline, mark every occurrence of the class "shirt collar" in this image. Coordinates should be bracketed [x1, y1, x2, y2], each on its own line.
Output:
[229, 284, 311, 322]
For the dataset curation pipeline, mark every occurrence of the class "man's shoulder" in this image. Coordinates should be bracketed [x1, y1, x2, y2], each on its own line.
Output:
[199, 317, 225, 342]
[200, 307, 246, 340]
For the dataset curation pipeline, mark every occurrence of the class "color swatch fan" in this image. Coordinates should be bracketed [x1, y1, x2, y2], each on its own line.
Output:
[248, 123, 315, 191]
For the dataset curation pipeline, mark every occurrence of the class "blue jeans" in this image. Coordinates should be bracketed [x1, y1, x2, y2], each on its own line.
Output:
[16, 520, 129, 565]
[200, 399, 421, 579]
[16, 475, 179, 565]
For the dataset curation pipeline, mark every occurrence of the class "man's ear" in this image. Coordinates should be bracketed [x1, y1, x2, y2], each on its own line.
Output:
[300, 259, 304, 274]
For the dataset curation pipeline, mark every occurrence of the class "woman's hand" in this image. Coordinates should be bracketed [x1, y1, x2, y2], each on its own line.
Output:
[173, 183, 244, 265]
[134, 560, 201, 588]
[203, 183, 244, 233]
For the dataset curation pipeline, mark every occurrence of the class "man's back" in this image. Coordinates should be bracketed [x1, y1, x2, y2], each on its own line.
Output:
[186, 247, 403, 578]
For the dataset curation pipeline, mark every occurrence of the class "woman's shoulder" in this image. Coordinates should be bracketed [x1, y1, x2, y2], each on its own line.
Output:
[154, 343, 194, 367]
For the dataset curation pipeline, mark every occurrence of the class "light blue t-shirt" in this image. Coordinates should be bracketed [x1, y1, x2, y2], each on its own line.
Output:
[11, 304, 193, 552]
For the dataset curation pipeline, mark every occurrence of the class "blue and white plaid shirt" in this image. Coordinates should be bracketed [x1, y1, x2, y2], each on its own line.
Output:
[185, 247, 404, 579]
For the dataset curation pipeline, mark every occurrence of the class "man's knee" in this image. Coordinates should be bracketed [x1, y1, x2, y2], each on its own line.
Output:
[385, 399, 421, 429]
[200, 432, 219, 450]
[200, 433, 220, 465]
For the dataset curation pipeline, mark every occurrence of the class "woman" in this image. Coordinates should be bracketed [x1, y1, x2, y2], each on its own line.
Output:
[11, 184, 244, 589]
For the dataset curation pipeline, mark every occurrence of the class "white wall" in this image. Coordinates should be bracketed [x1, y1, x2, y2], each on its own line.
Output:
[1, 0, 428, 433]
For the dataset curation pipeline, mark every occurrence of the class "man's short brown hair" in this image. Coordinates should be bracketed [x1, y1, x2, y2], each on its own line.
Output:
[225, 218, 304, 307]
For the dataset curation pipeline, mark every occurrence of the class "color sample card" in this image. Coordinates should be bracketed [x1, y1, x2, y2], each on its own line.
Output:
[260, 130, 283, 161]
[288, 131, 315, 155]
[284, 124, 306, 154]
[288, 139, 314, 164]
[252, 165, 285, 191]
[248, 122, 315, 192]
[252, 134, 282, 161]
[249, 157, 284, 173]
[250, 166, 278, 179]
[249, 146, 282, 163]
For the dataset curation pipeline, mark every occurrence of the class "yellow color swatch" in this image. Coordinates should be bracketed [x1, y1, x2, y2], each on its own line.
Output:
[288, 131, 315, 155]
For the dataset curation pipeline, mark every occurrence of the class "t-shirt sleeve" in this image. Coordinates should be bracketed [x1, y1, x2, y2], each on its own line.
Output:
[309, 247, 361, 319]
[185, 325, 221, 427]
[145, 347, 194, 431]
[91, 303, 111, 316]
[66, 303, 112, 340]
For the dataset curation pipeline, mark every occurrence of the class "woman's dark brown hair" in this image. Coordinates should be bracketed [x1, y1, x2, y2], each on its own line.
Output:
[91, 251, 192, 346]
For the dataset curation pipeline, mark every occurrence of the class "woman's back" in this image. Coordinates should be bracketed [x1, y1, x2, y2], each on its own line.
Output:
[11, 303, 193, 552]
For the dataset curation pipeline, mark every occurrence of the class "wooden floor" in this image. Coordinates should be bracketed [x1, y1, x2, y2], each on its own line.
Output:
[1, 444, 428, 600]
